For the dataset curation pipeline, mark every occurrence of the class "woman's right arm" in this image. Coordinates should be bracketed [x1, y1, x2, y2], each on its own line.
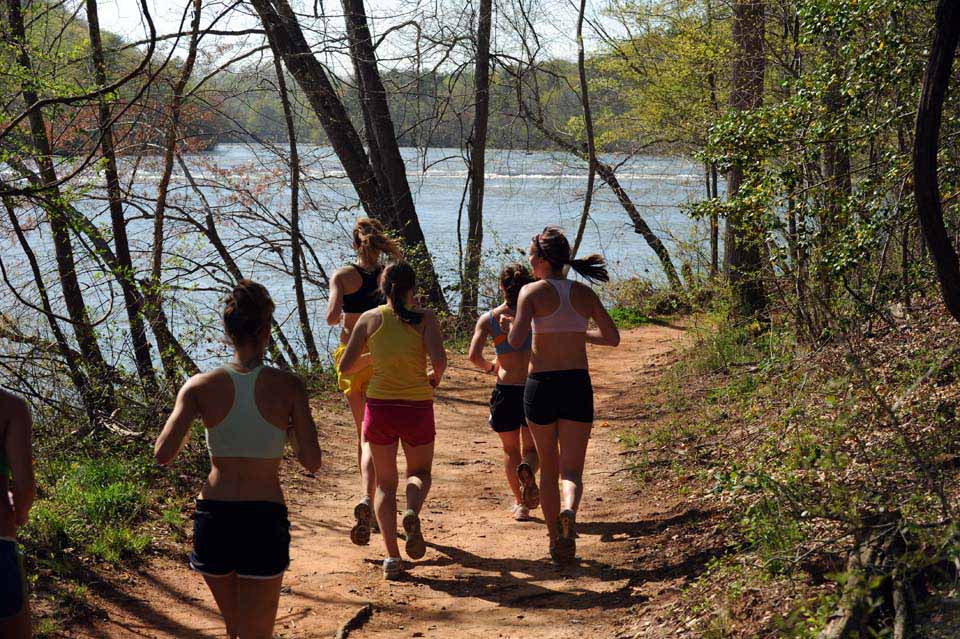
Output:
[5, 396, 35, 527]
[290, 377, 322, 473]
[586, 289, 621, 347]
[423, 311, 448, 386]
[338, 313, 371, 375]
[155, 376, 202, 465]
[467, 314, 496, 373]
[507, 285, 535, 349]
[325, 270, 343, 326]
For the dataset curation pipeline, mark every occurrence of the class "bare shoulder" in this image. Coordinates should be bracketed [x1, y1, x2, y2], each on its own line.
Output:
[521, 280, 549, 297]
[571, 280, 599, 298]
[261, 367, 307, 403]
[184, 369, 223, 392]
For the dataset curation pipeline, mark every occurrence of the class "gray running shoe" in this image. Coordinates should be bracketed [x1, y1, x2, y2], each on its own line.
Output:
[350, 498, 372, 546]
[402, 509, 426, 560]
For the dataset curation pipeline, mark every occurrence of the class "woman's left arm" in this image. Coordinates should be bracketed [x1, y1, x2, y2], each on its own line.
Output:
[423, 311, 448, 386]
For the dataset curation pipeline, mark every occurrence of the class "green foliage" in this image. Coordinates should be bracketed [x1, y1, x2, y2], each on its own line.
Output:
[22, 457, 152, 565]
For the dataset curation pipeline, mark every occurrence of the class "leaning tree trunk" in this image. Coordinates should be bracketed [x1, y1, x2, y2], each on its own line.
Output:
[6, 0, 116, 415]
[724, 0, 768, 320]
[461, 0, 493, 320]
[85, 0, 158, 394]
[515, 97, 683, 291]
[338, 0, 447, 310]
[914, 0, 960, 324]
[251, 0, 448, 311]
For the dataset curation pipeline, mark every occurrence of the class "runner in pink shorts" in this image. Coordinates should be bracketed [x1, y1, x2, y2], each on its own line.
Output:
[338, 262, 447, 580]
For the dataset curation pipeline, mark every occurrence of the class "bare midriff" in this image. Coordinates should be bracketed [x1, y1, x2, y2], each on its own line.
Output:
[496, 349, 531, 385]
[200, 457, 284, 503]
[530, 332, 589, 374]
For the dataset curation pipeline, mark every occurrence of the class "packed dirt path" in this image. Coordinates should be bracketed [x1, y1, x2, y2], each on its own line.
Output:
[77, 323, 705, 639]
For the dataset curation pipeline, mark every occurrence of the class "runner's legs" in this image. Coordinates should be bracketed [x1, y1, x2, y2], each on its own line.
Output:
[558, 419, 592, 513]
[347, 390, 376, 502]
[203, 574, 239, 638]
[237, 575, 283, 638]
[527, 420, 560, 541]
[402, 440, 435, 515]
[497, 430, 524, 504]
[370, 441, 401, 558]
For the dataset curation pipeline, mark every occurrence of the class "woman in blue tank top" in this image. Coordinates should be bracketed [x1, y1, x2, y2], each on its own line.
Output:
[154, 280, 322, 637]
[468, 264, 541, 520]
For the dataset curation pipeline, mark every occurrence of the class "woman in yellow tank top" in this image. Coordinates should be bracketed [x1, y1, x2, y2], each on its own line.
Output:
[338, 262, 447, 580]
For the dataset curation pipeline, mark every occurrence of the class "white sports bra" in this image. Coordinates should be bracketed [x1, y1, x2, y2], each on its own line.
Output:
[531, 279, 589, 334]
[205, 365, 286, 459]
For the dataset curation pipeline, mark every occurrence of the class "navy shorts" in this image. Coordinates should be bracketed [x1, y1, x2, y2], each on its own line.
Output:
[0, 537, 26, 619]
[489, 384, 527, 433]
[190, 500, 290, 579]
[524, 369, 594, 425]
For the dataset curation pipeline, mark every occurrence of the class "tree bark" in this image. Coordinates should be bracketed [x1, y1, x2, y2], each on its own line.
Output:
[251, 0, 447, 311]
[570, 0, 597, 264]
[913, 0, 960, 323]
[6, 0, 116, 414]
[85, 0, 158, 394]
[461, 0, 493, 319]
[724, 0, 768, 319]
[270, 42, 319, 364]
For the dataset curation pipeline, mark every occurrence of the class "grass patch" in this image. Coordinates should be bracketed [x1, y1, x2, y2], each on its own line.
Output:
[23, 456, 153, 565]
[609, 306, 651, 328]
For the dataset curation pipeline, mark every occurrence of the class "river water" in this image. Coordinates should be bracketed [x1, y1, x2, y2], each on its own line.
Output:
[2, 144, 712, 369]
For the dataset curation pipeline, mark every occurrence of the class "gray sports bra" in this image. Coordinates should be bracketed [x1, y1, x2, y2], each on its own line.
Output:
[205, 365, 286, 459]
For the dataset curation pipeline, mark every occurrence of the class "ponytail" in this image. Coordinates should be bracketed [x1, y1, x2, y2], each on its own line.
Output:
[532, 226, 609, 284]
[354, 217, 403, 264]
[380, 261, 424, 325]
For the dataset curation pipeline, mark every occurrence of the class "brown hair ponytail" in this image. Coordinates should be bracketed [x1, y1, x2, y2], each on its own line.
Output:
[532, 226, 609, 283]
[500, 263, 534, 309]
[380, 262, 424, 325]
[354, 218, 403, 265]
[223, 279, 275, 346]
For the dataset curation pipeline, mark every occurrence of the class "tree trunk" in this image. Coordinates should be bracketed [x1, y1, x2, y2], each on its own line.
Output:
[6, 0, 116, 415]
[570, 0, 597, 264]
[270, 43, 319, 364]
[338, 0, 447, 309]
[251, 0, 447, 311]
[724, 0, 768, 320]
[145, 0, 201, 381]
[85, 0, 158, 394]
[914, 0, 960, 324]
[461, 0, 493, 319]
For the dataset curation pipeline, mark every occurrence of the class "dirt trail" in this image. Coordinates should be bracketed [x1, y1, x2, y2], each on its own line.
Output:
[78, 324, 704, 639]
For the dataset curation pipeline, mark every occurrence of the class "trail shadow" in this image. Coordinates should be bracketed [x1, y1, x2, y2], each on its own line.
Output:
[577, 509, 715, 542]
[409, 540, 646, 611]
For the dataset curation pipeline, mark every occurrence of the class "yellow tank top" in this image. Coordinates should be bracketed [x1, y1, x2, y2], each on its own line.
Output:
[366, 305, 433, 401]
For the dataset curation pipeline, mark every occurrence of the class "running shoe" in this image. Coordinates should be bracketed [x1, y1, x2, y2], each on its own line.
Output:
[513, 504, 531, 522]
[517, 462, 540, 510]
[554, 509, 577, 564]
[402, 509, 427, 560]
[350, 498, 372, 546]
[383, 557, 404, 580]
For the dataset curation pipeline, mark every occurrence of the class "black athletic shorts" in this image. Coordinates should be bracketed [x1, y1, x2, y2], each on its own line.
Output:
[0, 537, 25, 619]
[489, 384, 527, 433]
[190, 500, 290, 579]
[524, 369, 594, 425]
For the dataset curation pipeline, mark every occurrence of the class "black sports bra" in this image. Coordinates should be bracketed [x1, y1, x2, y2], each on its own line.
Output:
[342, 264, 384, 313]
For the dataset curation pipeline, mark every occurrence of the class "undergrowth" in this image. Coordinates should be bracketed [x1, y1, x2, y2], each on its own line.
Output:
[628, 298, 960, 637]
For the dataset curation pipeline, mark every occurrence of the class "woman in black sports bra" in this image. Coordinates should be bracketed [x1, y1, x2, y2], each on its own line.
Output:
[327, 218, 403, 546]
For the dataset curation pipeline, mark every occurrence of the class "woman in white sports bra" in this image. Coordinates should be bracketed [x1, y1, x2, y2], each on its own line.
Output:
[506, 226, 619, 564]
[155, 280, 322, 638]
